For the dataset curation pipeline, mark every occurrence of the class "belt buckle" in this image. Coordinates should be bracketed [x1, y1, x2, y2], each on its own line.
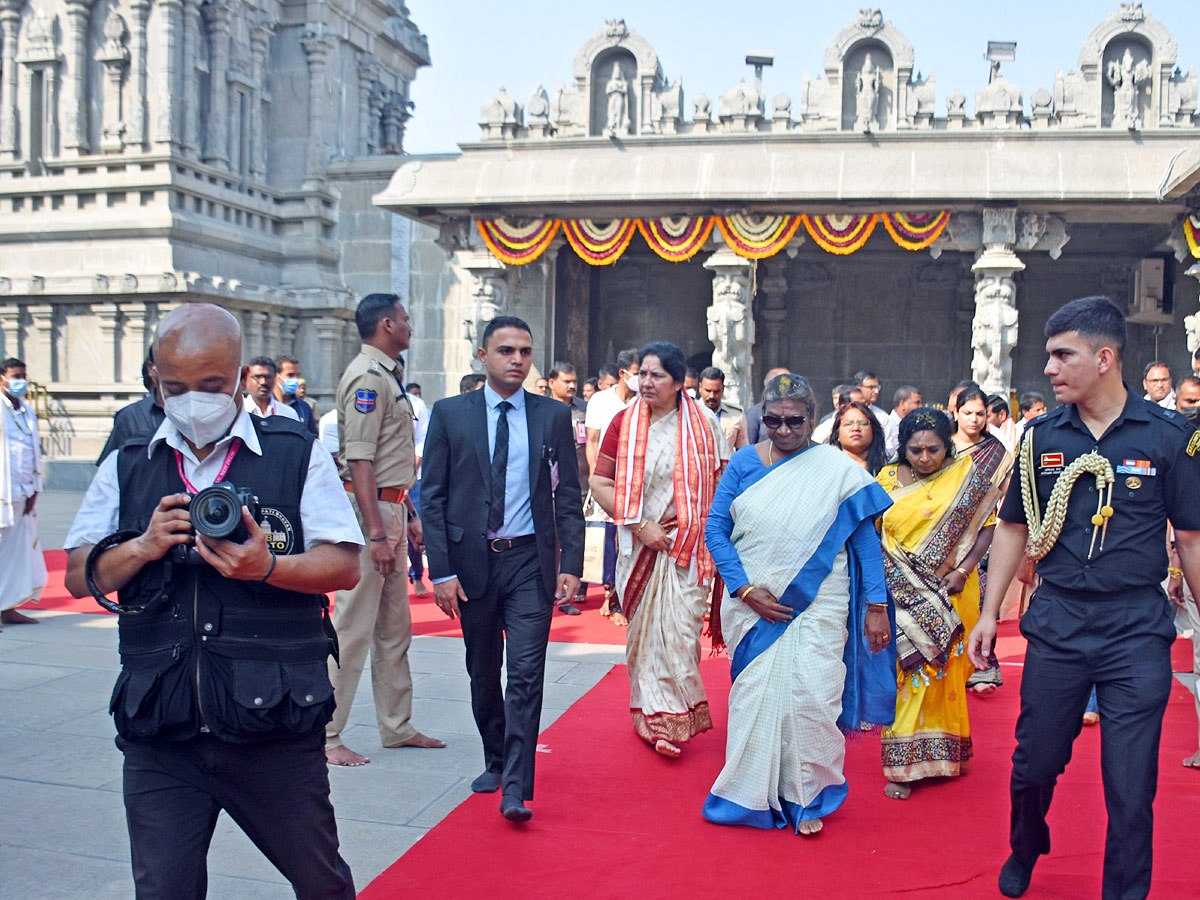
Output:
[489, 538, 509, 553]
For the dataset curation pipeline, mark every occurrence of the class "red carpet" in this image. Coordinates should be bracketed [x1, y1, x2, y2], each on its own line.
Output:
[361, 621, 1200, 900]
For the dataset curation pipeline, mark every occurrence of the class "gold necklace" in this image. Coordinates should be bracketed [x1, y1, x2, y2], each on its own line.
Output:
[768, 439, 810, 466]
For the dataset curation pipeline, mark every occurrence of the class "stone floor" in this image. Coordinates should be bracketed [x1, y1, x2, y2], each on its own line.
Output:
[0, 489, 625, 898]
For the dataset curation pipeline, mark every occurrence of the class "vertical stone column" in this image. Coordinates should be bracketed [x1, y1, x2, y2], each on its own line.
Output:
[299, 28, 331, 186]
[152, 0, 182, 149]
[97, 13, 130, 152]
[357, 54, 379, 155]
[703, 247, 756, 407]
[248, 21, 273, 181]
[367, 85, 386, 155]
[120, 302, 148, 383]
[180, 0, 202, 156]
[62, 0, 95, 156]
[125, 0, 150, 147]
[265, 311, 286, 360]
[0, 301, 21, 358]
[241, 309, 265, 358]
[459, 250, 509, 373]
[94, 302, 121, 382]
[28, 304, 56, 380]
[0, 0, 20, 160]
[202, 0, 232, 168]
[970, 208, 1025, 396]
[313, 315, 343, 397]
[757, 259, 789, 376]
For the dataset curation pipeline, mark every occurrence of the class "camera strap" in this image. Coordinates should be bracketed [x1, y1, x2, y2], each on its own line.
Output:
[175, 437, 242, 494]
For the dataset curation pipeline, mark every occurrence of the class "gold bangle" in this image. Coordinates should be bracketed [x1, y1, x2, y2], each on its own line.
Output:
[736, 584, 756, 600]
[1168, 567, 1183, 579]
[633, 520, 648, 536]
[954, 566, 970, 578]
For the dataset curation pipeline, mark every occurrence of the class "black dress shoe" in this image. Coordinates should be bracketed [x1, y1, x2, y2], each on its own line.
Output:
[998, 853, 1036, 898]
[471, 771, 501, 793]
[500, 794, 532, 822]
[558, 602, 581, 616]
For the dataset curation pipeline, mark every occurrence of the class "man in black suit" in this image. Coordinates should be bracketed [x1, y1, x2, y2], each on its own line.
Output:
[422, 316, 584, 822]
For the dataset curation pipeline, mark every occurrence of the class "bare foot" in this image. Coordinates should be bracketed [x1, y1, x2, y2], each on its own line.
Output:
[970, 682, 996, 694]
[654, 739, 681, 758]
[1082, 711, 1100, 726]
[386, 731, 446, 749]
[412, 580, 432, 597]
[798, 818, 824, 836]
[611, 611, 628, 627]
[1, 608, 38, 625]
[1183, 749, 1200, 768]
[884, 782, 911, 800]
[326, 745, 370, 767]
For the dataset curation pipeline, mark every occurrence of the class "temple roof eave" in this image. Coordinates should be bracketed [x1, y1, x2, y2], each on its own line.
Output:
[374, 133, 1200, 226]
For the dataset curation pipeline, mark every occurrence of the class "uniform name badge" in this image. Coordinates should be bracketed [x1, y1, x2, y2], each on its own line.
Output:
[1040, 452, 1064, 475]
[354, 390, 377, 413]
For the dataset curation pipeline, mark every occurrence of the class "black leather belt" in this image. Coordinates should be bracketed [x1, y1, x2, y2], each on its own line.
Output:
[489, 534, 536, 553]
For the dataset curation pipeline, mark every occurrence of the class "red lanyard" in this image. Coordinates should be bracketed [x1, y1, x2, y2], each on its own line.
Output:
[175, 438, 241, 494]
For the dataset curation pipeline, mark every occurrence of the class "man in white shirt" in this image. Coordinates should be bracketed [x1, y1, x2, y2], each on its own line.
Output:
[1013, 390, 1048, 444]
[1142, 360, 1175, 409]
[854, 369, 888, 424]
[0, 358, 45, 626]
[243, 356, 300, 420]
[884, 385, 922, 459]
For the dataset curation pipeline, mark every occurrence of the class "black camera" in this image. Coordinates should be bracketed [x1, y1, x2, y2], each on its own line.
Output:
[171, 483, 261, 565]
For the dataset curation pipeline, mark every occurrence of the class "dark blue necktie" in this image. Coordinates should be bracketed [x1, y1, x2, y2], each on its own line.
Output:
[488, 401, 511, 533]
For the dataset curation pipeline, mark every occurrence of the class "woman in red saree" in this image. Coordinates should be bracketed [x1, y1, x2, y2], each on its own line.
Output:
[591, 342, 731, 757]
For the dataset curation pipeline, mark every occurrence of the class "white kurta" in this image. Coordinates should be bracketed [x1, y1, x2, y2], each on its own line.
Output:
[0, 395, 46, 610]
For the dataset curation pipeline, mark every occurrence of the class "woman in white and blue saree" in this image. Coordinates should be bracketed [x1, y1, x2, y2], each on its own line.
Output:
[701, 374, 896, 835]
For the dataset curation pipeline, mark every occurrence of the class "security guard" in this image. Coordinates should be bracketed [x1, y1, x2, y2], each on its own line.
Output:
[325, 293, 443, 767]
[62, 304, 363, 899]
[970, 296, 1200, 900]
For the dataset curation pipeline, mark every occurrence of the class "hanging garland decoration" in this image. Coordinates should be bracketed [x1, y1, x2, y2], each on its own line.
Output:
[716, 214, 803, 259]
[881, 211, 951, 251]
[802, 214, 879, 255]
[477, 218, 560, 266]
[561, 218, 638, 266]
[1185, 215, 1200, 259]
[636, 216, 715, 263]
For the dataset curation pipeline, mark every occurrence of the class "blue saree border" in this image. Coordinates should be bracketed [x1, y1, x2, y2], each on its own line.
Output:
[702, 782, 851, 831]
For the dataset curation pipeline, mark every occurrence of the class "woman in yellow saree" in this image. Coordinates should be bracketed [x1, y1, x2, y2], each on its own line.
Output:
[877, 407, 1010, 799]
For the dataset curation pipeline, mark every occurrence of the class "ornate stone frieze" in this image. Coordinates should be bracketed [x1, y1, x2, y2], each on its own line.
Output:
[96, 11, 130, 152]
[478, 87, 522, 140]
[718, 79, 763, 133]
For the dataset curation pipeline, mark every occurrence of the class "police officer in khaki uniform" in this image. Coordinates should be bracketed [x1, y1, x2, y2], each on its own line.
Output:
[326, 293, 444, 767]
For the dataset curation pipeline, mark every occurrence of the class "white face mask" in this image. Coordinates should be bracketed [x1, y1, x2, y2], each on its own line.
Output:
[624, 372, 639, 392]
[160, 376, 240, 447]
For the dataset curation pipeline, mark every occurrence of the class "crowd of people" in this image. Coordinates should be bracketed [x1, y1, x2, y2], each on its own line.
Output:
[0, 291, 1194, 900]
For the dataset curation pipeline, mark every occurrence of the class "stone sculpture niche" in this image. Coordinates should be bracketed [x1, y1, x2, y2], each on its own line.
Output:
[591, 51, 636, 137]
[855, 52, 882, 131]
[1104, 40, 1152, 129]
[841, 43, 892, 131]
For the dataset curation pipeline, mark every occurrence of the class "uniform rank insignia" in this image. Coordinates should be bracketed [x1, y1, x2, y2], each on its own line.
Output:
[1188, 430, 1200, 457]
[1116, 459, 1156, 476]
[1040, 452, 1064, 469]
[354, 390, 377, 413]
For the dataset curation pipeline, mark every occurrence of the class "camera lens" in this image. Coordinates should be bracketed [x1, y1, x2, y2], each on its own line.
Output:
[191, 485, 241, 539]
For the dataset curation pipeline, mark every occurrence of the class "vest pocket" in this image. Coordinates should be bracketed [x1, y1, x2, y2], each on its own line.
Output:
[207, 653, 335, 738]
[110, 644, 192, 739]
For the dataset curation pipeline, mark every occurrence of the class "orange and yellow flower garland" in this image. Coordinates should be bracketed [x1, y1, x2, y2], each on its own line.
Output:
[561, 219, 639, 266]
[636, 216, 715, 262]
[477, 218, 561, 266]
[881, 211, 952, 251]
[1185, 215, 1200, 259]
[802, 214, 879, 255]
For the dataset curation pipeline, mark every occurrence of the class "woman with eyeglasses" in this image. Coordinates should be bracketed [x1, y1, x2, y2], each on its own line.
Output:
[876, 407, 1006, 800]
[701, 373, 895, 835]
[590, 342, 731, 758]
[828, 401, 888, 476]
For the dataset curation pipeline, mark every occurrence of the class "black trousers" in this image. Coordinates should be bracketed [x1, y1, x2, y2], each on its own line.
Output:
[1010, 584, 1175, 900]
[459, 541, 553, 800]
[118, 730, 355, 900]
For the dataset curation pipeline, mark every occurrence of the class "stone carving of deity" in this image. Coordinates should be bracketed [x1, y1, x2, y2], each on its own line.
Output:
[970, 277, 1019, 393]
[855, 53, 881, 132]
[604, 61, 630, 137]
[707, 273, 753, 395]
[1107, 48, 1151, 130]
[465, 273, 508, 368]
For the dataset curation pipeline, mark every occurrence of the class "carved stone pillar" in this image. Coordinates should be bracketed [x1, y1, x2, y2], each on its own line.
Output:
[703, 248, 756, 407]
[62, 0, 96, 156]
[970, 208, 1025, 396]
[0, 301, 21, 358]
[27, 304, 55, 380]
[757, 259, 789, 376]
[151, 0, 181, 148]
[0, 0, 20, 160]
[96, 13, 130, 153]
[248, 21, 273, 180]
[202, 1, 232, 168]
[459, 250, 508, 373]
[242, 309, 265, 358]
[313, 315, 343, 396]
[367, 85, 386, 155]
[120, 302, 148, 383]
[265, 311, 286, 360]
[357, 54, 379, 155]
[123, 0, 149, 147]
[299, 28, 331, 185]
[94, 302, 121, 382]
[180, 0, 202, 155]
[382, 91, 409, 154]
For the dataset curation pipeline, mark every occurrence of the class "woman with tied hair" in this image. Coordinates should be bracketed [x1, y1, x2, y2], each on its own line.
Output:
[591, 342, 732, 757]
[702, 373, 895, 835]
[876, 407, 1004, 799]
[829, 400, 888, 475]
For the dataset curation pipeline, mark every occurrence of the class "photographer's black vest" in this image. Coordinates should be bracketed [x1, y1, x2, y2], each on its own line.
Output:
[111, 416, 338, 742]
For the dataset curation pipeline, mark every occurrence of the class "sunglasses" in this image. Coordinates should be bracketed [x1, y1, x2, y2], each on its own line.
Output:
[761, 414, 808, 430]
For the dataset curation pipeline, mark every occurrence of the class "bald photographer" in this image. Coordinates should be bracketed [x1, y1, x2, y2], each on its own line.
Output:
[63, 304, 364, 900]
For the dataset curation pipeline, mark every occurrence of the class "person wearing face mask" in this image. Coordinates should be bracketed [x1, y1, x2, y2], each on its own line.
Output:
[585, 348, 640, 623]
[243, 357, 300, 422]
[0, 358, 45, 627]
[61, 304, 365, 899]
[274, 355, 318, 436]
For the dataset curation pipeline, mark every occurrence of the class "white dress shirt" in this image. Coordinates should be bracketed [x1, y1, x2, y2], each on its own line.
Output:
[66, 410, 362, 551]
[243, 395, 300, 421]
[2, 396, 40, 500]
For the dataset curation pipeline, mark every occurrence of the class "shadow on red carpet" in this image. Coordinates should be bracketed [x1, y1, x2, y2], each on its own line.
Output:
[360, 620, 1199, 900]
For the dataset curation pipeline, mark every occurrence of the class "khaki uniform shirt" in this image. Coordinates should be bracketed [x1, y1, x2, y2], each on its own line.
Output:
[337, 344, 416, 490]
[716, 402, 748, 450]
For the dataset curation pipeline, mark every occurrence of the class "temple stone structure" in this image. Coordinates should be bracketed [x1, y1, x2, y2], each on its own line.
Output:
[379, 6, 1200, 410]
[0, 0, 429, 466]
